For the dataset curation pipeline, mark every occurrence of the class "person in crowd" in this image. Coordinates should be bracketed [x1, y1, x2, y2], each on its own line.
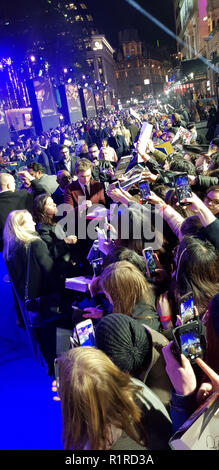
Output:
[53, 346, 172, 450]
[0, 171, 45, 251]
[87, 143, 99, 162]
[169, 234, 219, 321]
[51, 170, 72, 206]
[171, 113, 186, 129]
[48, 135, 61, 162]
[55, 145, 78, 177]
[27, 162, 59, 195]
[79, 125, 91, 146]
[95, 313, 171, 408]
[33, 193, 77, 268]
[89, 122, 101, 147]
[120, 123, 131, 148]
[3, 210, 75, 376]
[179, 104, 190, 124]
[162, 342, 219, 433]
[203, 185, 219, 217]
[206, 100, 217, 142]
[99, 138, 118, 163]
[98, 260, 161, 332]
[32, 144, 55, 175]
[64, 158, 106, 213]
[108, 126, 129, 160]
[126, 118, 140, 143]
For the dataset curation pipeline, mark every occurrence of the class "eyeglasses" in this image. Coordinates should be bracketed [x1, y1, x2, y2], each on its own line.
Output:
[204, 195, 219, 205]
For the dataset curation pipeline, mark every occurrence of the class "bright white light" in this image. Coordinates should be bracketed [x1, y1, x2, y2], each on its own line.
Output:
[203, 16, 207, 21]
[30, 55, 36, 62]
[63, 68, 68, 73]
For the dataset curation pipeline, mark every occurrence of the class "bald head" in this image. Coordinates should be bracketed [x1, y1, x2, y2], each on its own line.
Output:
[0, 173, 16, 192]
[56, 170, 71, 189]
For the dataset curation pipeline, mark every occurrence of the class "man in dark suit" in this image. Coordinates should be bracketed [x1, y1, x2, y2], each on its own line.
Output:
[64, 158, 106, 268]
[108, 126, 129, 160]
[33, 144, 56, 175]
[52, 170, 72, 206]
[55, 145, 78, 177]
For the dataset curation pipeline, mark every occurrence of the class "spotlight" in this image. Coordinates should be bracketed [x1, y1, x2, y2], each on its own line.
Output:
[30, 55, 36, 62]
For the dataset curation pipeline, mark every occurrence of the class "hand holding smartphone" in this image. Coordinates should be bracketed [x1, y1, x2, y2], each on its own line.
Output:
[138, 181, 151, 204]
[172, 320, 206, 365]
[174, 173, 192, 206]
[142, 247, 157, 278]
[75, 319, 96, 347]
[178, 292, 195, 324]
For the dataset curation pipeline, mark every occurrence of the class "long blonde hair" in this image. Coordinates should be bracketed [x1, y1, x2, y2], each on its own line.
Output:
[58, 347, 147, 450]
[100, 261, 154, 315]
[3, 210, 39, 261]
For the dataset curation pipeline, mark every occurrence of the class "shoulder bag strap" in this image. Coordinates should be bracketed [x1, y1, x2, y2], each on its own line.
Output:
[24, 243, 31, 302]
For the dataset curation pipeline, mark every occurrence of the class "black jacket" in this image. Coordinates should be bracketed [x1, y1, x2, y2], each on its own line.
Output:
[36, 222, 79, 277]
[6, 238, 63, 301]
[0, 180, 44, 251]
[55, 155, 78, 177]
[108, 134, 129, 160]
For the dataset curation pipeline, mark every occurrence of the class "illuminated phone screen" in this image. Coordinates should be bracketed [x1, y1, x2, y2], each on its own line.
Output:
[77, 322, 95, 347]
[180, 297, 194, 323]
[180, 331, 202, 361]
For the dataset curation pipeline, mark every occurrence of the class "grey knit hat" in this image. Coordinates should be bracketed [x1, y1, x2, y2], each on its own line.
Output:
[95, 313, 152, 374]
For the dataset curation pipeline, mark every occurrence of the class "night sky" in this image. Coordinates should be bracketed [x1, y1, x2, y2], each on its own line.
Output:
[0, 0, 177, 52]
[86, 0, 176, 50]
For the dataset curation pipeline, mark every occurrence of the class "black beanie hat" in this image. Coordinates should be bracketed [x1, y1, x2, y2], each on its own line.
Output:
[95, 313, 152, 374]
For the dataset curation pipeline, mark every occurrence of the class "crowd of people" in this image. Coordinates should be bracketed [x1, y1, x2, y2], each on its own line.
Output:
[1, 95, 219, 451]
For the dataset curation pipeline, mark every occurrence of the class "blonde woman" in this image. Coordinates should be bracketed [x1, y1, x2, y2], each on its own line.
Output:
[99, 261, 161, 331]
[55, 347, 172, 450]
[3, 210, 72, 376]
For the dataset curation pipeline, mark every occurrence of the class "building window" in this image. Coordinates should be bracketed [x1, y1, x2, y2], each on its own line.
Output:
[80, 3, 87, 9]
[75, 15, 83, 21]
[86, 15, 93, 21]
[67, 3, 77, 9]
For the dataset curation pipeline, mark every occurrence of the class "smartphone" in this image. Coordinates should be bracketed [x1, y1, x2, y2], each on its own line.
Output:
[179, 292, 194, 324]
[138, 181, 150, 203]
[54, 358, 60, 395]
[142, 247, 157, 278]
[174, 173, 192, 205]
[172, 320, 206, 364]
[75, 319, 96, 347]
[91, 257, 103, 277]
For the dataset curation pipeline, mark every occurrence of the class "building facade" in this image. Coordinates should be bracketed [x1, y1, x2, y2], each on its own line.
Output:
[114, 30, 167, 104]
[174, 0, 219, 96]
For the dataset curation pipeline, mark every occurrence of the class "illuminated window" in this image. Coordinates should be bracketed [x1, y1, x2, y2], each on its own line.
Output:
[80, 3, 87, 9]
[75, 15, 83, 21]
[86, 15, 93, 21]
[67, 3, 77, 9]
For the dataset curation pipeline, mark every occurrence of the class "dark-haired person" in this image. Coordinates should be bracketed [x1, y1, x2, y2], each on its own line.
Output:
[33, 144, 55, 175]
[108, 126, 129, 160]
[33, 193, 77, 267]
[55, 145, 78, 177]
[27, 162, 58, 195]
[51, 170, 71, 206]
